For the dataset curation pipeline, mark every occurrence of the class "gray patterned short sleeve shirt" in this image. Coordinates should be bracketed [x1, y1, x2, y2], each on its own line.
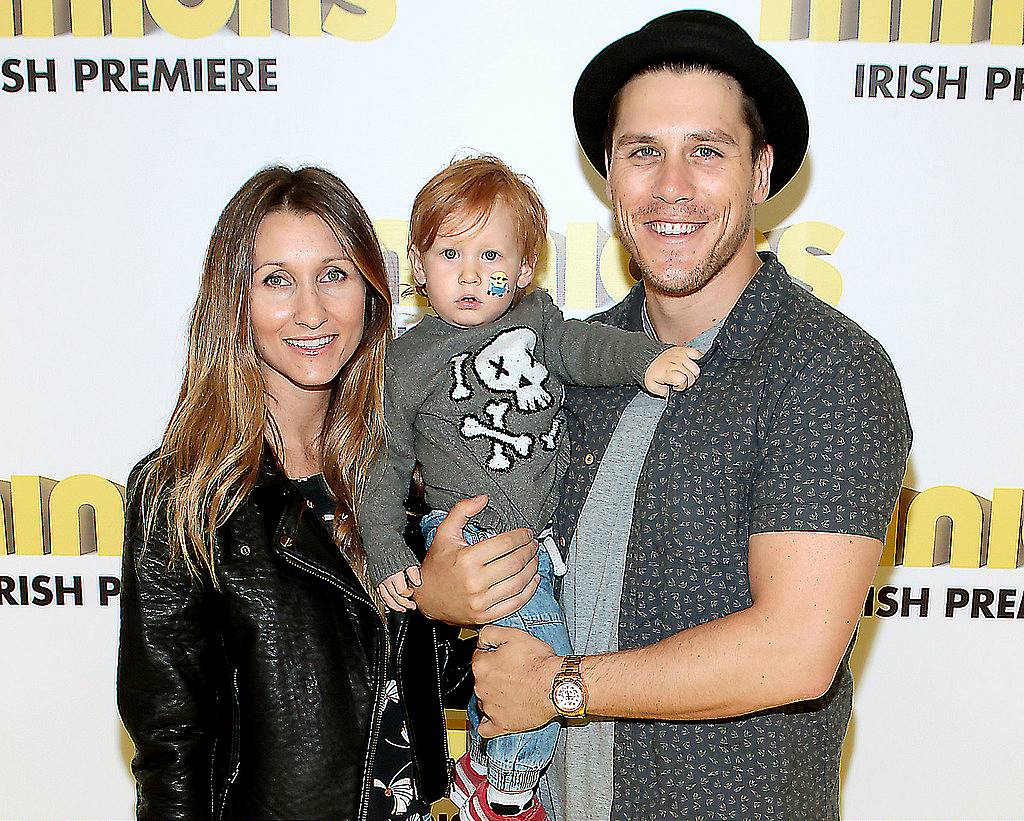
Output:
[552, 253, 912, 820]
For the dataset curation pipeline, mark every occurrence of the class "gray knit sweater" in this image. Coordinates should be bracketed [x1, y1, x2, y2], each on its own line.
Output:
[359, 289, 668, 587]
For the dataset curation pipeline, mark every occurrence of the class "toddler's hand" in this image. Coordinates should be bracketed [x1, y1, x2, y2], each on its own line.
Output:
[378, 566, 422, 612]
[643, 346, 701, 397]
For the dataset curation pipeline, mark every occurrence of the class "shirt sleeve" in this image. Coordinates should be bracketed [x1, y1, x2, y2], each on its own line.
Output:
[357, 364, 421, 587]
[537, 291, 669, 386]
[750, 339, 913, 541]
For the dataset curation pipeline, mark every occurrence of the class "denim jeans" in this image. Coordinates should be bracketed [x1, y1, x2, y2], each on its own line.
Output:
[421, 509, 572, 793]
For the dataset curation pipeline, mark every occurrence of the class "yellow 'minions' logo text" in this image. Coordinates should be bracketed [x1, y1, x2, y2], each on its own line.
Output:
[761, 0, 1023, 45]
[2, 475, 125, 556]
[2, 0, 394, 39]
[883, 486, 1024, 569]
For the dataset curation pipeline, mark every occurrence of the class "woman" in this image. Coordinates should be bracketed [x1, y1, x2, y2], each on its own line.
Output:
[117, 166, 469, 821]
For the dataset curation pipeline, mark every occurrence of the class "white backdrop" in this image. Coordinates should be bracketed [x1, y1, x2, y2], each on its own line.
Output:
[2, 1, 1023, 818]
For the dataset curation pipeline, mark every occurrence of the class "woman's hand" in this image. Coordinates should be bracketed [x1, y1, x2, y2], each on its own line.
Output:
[413, 495, 541, 626]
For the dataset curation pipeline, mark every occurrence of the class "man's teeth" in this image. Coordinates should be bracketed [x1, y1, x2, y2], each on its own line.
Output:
[649, 221, 700, 236]
[286, 336, 334, 349]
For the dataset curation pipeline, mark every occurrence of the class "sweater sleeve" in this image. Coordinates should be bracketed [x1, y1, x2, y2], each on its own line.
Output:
[537, 291, 669, 386]
[357, 364, 421, 588]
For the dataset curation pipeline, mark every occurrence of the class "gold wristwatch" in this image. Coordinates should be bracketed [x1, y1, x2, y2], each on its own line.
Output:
[550, 655, 588, 718]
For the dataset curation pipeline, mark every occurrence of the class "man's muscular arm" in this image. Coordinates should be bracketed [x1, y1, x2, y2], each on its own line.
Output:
[474, 529, 880, 735]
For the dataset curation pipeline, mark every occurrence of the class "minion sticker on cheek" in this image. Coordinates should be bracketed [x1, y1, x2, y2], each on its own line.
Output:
[486, 272, 509, 297]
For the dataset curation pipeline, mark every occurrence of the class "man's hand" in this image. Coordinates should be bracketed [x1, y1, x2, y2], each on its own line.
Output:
[413, 495, 541, 626]
[643, 346, 701, 397]
[473, 625, 561, 738]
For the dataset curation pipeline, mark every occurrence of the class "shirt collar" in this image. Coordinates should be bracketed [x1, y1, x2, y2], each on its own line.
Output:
[714, 251, 788, 361]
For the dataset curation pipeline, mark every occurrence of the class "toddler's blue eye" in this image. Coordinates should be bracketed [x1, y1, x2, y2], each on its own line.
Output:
[441, 249, 458, 260]
[483, 250, 500, 262]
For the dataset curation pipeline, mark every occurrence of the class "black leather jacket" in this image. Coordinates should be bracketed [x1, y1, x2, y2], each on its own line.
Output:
[117, 455, 471, 820]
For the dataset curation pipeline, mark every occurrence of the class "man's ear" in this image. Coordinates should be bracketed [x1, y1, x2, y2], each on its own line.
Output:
[410, 248, 427, 286]
[517, 255, 536, 288]
[753, 144, 775, 205]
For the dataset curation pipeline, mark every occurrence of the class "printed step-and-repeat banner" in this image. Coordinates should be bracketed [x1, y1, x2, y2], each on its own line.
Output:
[2, 1, 1022, 818]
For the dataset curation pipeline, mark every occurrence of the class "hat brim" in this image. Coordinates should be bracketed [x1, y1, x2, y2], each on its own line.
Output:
[572, 10, 808, 199]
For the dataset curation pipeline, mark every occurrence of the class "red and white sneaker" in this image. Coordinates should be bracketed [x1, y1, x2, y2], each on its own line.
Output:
[462, 779, 550, 821]
[449, 752, 487, 810]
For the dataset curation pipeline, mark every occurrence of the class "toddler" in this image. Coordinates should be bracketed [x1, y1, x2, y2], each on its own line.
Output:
[358, 155, 699, 821]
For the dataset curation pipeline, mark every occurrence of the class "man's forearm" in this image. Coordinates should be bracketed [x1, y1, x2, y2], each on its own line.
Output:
[578, 604, 834, 722]
[575, 532, 879, 721]
[475, 532, 878, 736]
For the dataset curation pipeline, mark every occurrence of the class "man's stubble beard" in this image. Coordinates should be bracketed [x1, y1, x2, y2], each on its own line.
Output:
[617, 195, 755, 298]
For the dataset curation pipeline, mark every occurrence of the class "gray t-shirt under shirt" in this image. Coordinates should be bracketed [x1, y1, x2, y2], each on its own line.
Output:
[540, 313, 721, 821]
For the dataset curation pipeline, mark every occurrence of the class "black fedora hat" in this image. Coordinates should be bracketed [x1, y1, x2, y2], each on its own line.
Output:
[573, 9, 808, 198]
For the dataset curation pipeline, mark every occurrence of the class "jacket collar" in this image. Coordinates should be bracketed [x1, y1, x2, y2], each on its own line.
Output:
[628, 251, 788, 361]
[249, 450, 376, 607]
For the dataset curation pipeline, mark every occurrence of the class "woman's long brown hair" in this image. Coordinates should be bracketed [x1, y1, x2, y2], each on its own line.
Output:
[138, 166, 392, 582]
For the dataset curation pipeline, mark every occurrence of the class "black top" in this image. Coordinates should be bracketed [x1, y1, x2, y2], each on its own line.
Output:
[292, 474, 429, 821]
[552, 253, 913, 820]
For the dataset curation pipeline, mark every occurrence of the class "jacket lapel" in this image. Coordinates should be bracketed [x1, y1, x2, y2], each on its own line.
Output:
[250, 457, 375, 606]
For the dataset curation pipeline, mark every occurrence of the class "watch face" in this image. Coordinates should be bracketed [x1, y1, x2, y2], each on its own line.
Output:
[553, 680, 584, 713]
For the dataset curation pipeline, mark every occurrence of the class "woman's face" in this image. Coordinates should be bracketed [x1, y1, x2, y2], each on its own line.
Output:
[249, 210, 367, 401]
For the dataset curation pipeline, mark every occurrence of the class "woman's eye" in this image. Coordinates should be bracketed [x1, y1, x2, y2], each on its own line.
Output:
[322, 267, 348, 283]
[263, 272, 288, 287]
[482, 250, 500, 262]
[441, 248, 458, 260]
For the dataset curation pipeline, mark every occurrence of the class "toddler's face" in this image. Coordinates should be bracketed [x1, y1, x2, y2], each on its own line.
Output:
[412, 199, 534, 328]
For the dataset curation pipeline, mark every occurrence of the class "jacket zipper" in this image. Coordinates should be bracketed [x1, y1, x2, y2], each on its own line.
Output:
[289, 503, 391, 656]
[357, 650, 387, 821]
[277, 548, 388, 654]
[215, 667, 242, 821]
[430, 626, 452, 791]
[278, 548, 388, 821]
[209, 737, 217, 817]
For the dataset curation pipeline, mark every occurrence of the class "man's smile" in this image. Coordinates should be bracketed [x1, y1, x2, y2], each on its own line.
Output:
[646, 220, 705, 237]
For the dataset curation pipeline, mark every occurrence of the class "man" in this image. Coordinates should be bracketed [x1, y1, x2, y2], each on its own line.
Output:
[452, 10, 912, 820]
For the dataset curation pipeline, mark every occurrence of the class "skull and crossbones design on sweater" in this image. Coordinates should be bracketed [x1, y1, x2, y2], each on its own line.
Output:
[357, 289, 668, 587]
